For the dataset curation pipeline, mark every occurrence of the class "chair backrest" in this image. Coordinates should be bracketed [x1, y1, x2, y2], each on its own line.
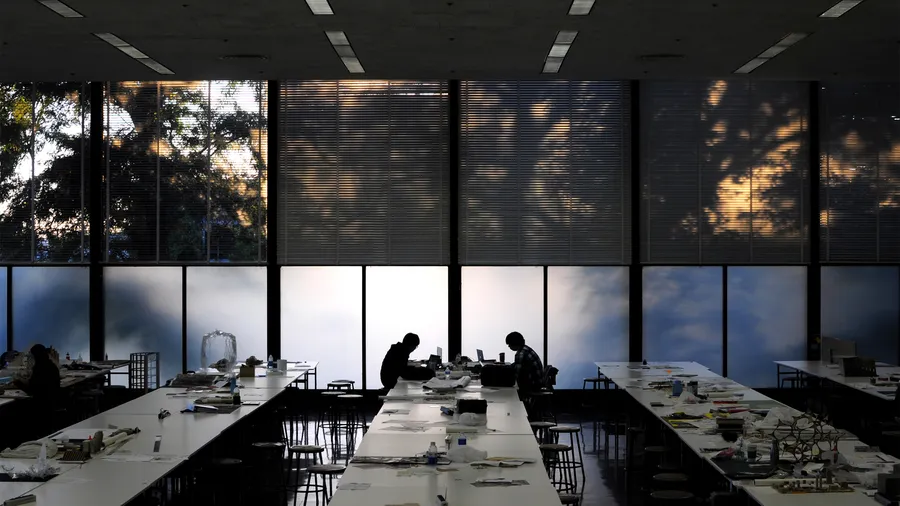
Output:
[543, 365, 559, 389]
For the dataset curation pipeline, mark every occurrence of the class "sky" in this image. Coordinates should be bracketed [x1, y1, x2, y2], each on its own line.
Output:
[10, 264, 896, 389]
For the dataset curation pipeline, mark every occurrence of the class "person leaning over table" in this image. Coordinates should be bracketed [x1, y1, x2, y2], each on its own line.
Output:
[506, 331, 545, 406]
[379, 332, 436, 389]
[9, 344, 62, 443]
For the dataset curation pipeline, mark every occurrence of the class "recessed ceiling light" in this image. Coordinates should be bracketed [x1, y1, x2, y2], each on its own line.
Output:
[542, 30, 578, 74]
[820, 0, 864, 18]
[568, 0, 595, 15]
[36, 0, 83, 18]
[733, 32, 808, 74]
[325, 31, 364, 73]
[94, 33, 174, 75]
[306, 0, 334, 15]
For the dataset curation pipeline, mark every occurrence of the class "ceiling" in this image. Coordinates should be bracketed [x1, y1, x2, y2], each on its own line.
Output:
[0, 0, 897, 81]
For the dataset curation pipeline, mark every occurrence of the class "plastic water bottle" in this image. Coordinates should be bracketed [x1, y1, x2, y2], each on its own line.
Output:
[426, 441, 439, 465]
[444, 366, 451, 380]
[672, 379, 683, 396]
[77, 353, 82, 362]
[457, 434, 467, 447]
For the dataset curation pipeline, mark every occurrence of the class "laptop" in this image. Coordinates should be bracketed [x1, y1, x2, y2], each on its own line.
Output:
[476, 349, 484, 363]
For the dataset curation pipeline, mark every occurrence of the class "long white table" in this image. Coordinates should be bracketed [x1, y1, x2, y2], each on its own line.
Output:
[0, 367, 307, 505]
[596, 361, 888, 506]
[328, 379, 563, 506]
[775, 360, 900, 401]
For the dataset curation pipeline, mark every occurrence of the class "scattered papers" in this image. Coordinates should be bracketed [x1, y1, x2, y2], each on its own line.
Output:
[50, 429, 116, 442]
[337, 482, 371, 491]
[424, 376, 472, 390]
[397, 467, 439, 476]
[472, 478, 529, 487]
[382, 409, 411, 415]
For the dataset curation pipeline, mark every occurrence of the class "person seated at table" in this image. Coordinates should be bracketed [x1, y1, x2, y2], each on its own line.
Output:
[16, 344, 61, 404]
[380, 332, 435, 389]
[506, 331, 545, 395]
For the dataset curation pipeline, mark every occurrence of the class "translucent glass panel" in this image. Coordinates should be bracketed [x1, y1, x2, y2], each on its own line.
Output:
[462, 267, 544, 364]
[13, 267, 89, 359]
[822, 267, 899, 363]
[105, 267, 183, 384]
[282, 267, 363, 386]
[186, 267, 266, 371]
[727, 267, 807, 387]
[365, 267, 448, 389]
[643, 267, 723, 374]
[0, 269, 6, 349]
[548, 267, 629, 389]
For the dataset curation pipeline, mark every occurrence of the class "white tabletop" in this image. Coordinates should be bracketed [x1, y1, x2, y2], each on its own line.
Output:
[597, 362, 885, 506]
[594, 361, 717, 380]
[329, 379, 562, 506]
[776, 360, 900, 401]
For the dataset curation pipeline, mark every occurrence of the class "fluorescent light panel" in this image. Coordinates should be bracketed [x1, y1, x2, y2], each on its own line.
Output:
[94, 33, 174, 75]
[306, 0, 334, 15]
[543, 30, 577, 74]
[733, 32, 807, 74]
[37, 0, 83, 18]
[325, 31, 365, 74]
[820, 0, 864, 18]
[568, 0, 595, 15]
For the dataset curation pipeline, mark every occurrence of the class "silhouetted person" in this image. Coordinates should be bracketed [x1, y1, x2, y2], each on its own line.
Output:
[19, 344, 61, 405]
[380, 333, 434, 389]
[506, 331, 545, 394]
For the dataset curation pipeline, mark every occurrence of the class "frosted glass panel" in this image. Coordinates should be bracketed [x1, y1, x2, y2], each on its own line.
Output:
[365, 267, 448, 389]
[548, 267, 628, 389]
[13, 267, 89, 359]
[105, 267, 183, 384]
[282, 267, 362, 386]
[727, 267, 807, 387]
[187, 267, 266, 371]
[462, 267, 544, 363]
[643, 267, 723, 374]
[822, 267, 899, 363]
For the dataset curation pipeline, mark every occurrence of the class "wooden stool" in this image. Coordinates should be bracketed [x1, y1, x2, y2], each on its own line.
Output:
[530, 421, 556, 444]
[549, 425, 585, 496]
[205, 457, 243, 506]
[652, 472, 689, 491]
[650, 490, 694, 505]
[327, 380, 354, 391]
[540, 443, 575, 494]
[559, 492, 581, 505]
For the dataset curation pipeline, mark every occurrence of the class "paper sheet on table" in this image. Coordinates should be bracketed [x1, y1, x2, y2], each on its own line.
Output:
[382, 409, 411, 415]
[101, 451, 185, 463]
[50, 429, 117, 441]
[424, 376, 472, 390]
[471, 460, 526, 467]
[661, 404, 709, 417]
[337, 482, 371, 491]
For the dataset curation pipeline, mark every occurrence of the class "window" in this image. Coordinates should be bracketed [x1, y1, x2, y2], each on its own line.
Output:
[727, 267, 806, 387]
[0, 83, 89, 263]
[282, 267, 362, 385]
[462, 267, 544, 364]
[460, 81, 631, 265]
[820, 82, 900, 262]
[822, 267, 899, 362]
[643, 267, 722, 374]
[0, 269, 7, 348]
[548, 267, 628, 389]
[104, 81, 267, 262]
[641, 81, 809, 264]
[365, 267, 448, 388]
[278, 81, 449, 265]
[105, 267, 183, 384]
[12, 267, 89, 359]
[186, 267, 266, 371]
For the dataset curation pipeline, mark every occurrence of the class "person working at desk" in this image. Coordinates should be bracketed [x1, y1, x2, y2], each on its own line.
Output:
[380, 332, 435, 389]
[506, 331, 545, 403]
[17, 344, 61, 403]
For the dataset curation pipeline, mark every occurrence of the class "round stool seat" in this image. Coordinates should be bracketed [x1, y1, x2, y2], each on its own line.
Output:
[331, 379, 355, 385]
[644, 445, 668, 454]
[657, 463, 682, 473]
[583, 377, 603, 384]
[308, 464, 346, 475]
[653, 473, 689, 484]
[539, 443, 572, 453]
[531, 390, 554, 396]
[530, 421, 556, 429]
[559, 493, 580, 504]
[290, 445, 325, 454]
[650, 490, 694, 501]
[252, 441, 285, 449]
[338, 394, 363, 400]
[210, 457, 242, 466]
[549, 425, 581, 434]
[321, 391, 346, 397]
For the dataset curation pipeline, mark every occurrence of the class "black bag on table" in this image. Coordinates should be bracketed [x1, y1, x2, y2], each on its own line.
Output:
[480, 364, 516, 387]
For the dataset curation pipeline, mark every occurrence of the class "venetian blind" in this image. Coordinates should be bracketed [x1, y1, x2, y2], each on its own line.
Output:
[277, 80, 450, 265]
[820, 82, 900, 263]
[459, 81, 631, 265]
[641, 80, 809, 264]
